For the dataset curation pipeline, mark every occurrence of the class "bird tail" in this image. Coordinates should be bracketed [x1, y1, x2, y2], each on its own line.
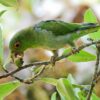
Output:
[78, 23, 100, 33]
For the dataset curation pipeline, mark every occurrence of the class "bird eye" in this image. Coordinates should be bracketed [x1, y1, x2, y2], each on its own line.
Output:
[14, 41, 20, 48]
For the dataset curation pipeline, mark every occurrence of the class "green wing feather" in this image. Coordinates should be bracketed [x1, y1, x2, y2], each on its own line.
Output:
[34, 20, 99, 36]
[35, 20, 81, 36]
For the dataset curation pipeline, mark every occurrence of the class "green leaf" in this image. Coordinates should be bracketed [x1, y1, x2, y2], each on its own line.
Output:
[56, 78, 78, 100]
[84, 9, 98, 23]
[0, 0, 18, 7]
[66, 74, 90, 90]
[0, 28, 3, 68]
[72, 84, 90, 90]
[34, 65, 45, 74]
[0, 10, 6, 17]
[91, 93, 100, 100]
[63, 48, 96, 62]
[0, 81, 21, 100]
[67, 74, 81, 98]
[67, 74, 76, 84]
[89, 30, 100, 41]
[0, 98, 3, 100]
[51, 92, 57, 100]
[41, 78, 57, 86]
[78, 91, 86, 100]
[78, 92, 100, 100]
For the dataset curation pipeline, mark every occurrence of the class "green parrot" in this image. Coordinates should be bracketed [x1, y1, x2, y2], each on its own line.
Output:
[9, 20, 100, 67]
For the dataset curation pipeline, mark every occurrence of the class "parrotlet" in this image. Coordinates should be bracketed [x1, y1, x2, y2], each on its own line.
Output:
[9, 20, 100, 67]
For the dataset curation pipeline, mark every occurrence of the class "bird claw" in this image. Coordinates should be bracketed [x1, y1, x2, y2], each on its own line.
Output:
[87, 38, 94, 43]
[72, 47, 79, 54]
[50, 56, 56, 66]
[50, 50, 58, 66]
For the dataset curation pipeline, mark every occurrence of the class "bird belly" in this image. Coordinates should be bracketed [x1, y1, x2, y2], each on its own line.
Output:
[41, 34, 70, 50]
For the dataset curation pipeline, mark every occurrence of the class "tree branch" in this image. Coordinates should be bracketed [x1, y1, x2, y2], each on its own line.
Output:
[0, 39, 100, 83]
[86, 43, 100, 100]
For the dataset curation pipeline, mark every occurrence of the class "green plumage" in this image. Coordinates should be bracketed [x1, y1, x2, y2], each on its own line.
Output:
[9, 20, 100, 67]
[9, 20, 100, 52]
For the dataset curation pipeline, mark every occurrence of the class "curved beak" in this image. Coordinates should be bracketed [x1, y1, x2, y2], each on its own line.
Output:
[10, 52, 24, 65]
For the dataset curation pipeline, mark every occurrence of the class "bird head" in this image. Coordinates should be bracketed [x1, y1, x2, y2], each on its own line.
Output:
[9, 33, 24, 67]
[9, 27, 33, 67]
[9, 27, 36, 67]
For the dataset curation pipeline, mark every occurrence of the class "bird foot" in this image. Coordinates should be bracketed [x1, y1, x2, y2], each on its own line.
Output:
[72, 47, 79, 54]
[87, 38, 94, 43]
[50, 50, 58, 66]
[50, 56, 56, 66]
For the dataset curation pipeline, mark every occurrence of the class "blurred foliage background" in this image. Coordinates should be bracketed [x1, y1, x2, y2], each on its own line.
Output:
[0, 0, 100, 100]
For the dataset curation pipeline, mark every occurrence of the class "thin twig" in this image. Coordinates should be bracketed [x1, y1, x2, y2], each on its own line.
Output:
[0, 61, 50, 79]
[24, 65, 46, 84]
[86, 44, 100, 100]
[97, 71, 100, 78]
[96, 76, 100, 83]
[2, 67, 31, 84]
[56, 40, 100, 61]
